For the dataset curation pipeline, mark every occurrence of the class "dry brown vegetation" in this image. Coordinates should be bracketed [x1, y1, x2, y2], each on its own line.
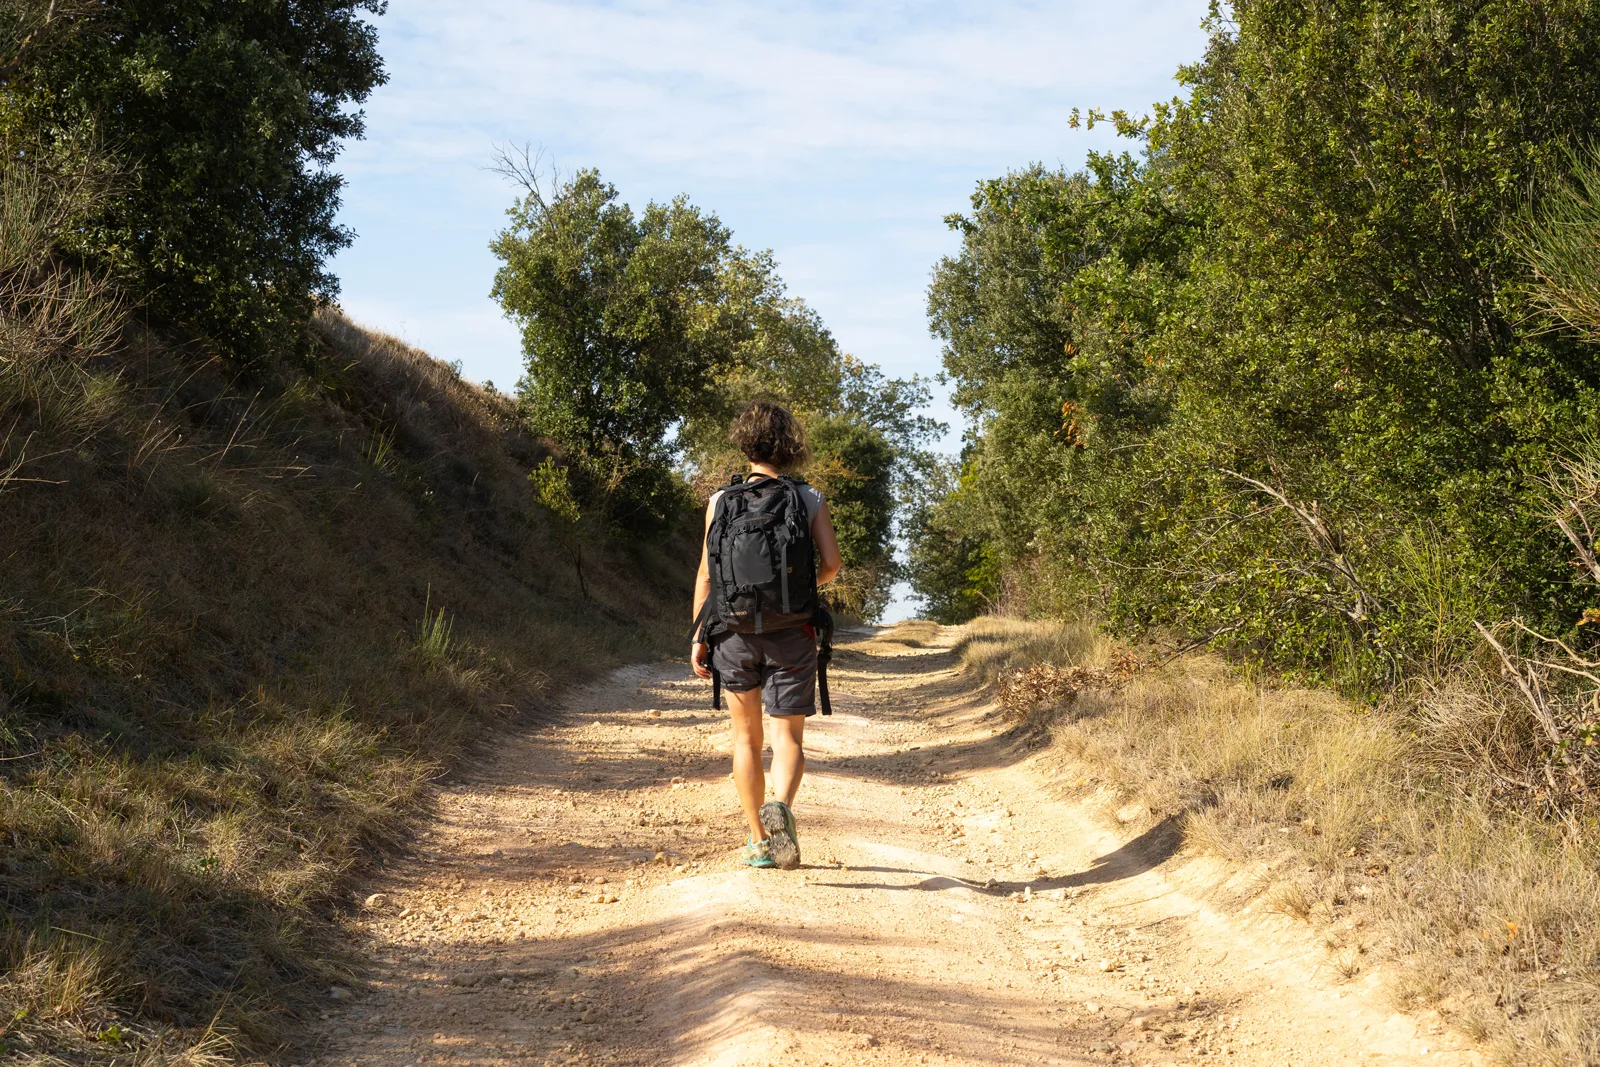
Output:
[958, 616, 1600, 1067]
[0, 299, 693, 1064]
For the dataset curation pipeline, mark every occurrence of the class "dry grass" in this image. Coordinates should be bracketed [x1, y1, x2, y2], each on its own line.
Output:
[0, 305, 695, 1064]
[960, 615, 1600, 1066]
[955, 616, 1108, 684]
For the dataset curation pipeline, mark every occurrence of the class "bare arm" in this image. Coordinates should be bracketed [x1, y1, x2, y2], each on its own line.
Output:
[690, 498, 716, 678]
[812, 496, 843, 586]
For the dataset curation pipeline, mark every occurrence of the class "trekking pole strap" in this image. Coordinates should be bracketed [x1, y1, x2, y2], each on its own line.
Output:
[810, 605, 835, 716]
[693, 601, 724, 710]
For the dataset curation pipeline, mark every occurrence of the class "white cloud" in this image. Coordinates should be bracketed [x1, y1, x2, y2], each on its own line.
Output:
[331, 0, 1210, 452]
[349, 0, 1203, 178]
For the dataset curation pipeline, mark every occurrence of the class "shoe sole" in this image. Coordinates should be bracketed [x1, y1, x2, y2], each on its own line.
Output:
[759, 802, 800, 870]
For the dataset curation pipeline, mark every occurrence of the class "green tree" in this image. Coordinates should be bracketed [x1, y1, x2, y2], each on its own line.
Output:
[904, 457, 997, 624]
[920, 153, 1191, 623]
[1145, 0, 1600, 676]
[491, 164, 752, 459]
[674, 293, 943, 621]
[918, 0, 1600, 684]
[807, 417, 899, 621]
[491, 156, 941, 567]
[6, 0, 388, 360]
[674, 266, 848, 487]
[490, 163, 763, 529]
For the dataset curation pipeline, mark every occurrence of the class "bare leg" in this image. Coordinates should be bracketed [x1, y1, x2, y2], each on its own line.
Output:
[769, 713, 806, 808]
[726, 686, 766, 841]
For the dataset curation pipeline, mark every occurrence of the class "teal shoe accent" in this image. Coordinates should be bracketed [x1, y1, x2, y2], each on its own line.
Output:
[742, 836, 776, 868]
[760, 801, 800, 870]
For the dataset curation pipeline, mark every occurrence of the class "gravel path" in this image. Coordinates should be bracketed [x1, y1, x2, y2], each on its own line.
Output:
[310, 626, 1479, 1067]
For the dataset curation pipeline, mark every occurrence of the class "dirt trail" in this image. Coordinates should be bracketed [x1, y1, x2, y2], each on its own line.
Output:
[311, 626, 1478, 1067]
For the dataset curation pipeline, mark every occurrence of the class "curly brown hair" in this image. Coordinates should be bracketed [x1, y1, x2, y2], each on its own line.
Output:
[728, 400, 810, 471]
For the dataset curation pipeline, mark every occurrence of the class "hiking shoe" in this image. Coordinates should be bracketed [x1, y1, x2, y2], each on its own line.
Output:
[759, 801, 800, 870]
[742, 836, 776, 869]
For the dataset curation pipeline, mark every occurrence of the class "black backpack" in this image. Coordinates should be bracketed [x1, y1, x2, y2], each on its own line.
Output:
[692, 473, 834, 714]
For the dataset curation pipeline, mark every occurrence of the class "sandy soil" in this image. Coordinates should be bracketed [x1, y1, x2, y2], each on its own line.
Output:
[309, 626, 1480, 1067]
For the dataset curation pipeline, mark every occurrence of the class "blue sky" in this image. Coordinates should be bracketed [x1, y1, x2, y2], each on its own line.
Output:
[329, 0, 1212, 452]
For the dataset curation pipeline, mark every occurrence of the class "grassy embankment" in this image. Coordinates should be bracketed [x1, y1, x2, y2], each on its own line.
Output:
[955, 616, 1599, 1067]
[0, 308, 695, 1065]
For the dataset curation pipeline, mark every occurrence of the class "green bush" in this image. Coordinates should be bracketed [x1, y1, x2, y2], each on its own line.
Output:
[6, 0, 387, 361]
[915, 0, 1600, 687]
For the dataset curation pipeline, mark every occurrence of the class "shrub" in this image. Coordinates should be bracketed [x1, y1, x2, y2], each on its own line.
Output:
[7, 0, 387, 361]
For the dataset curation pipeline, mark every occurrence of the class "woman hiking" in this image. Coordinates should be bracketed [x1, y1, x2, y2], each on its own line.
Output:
[691, 401, 843, 870]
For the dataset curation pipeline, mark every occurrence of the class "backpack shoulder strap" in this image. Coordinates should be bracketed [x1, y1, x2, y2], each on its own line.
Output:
[766, 474, 808, 518]
[716, 475, 767, 502]
[710, 478, 760, 524]
[689, 598, 724, 643]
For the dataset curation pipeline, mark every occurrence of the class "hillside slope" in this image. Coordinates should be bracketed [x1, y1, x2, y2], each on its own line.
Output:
[0, 309, 695, 1064]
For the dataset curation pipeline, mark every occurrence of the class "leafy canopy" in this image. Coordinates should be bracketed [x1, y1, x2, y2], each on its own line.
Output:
[492, 167, 758, 467]
[6, 0, 388, 360]
[492, 161, 944, 600]
[916, 0, 1600, 684]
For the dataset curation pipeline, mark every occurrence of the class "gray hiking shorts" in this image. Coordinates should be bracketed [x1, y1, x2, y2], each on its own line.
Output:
[711, 626, 817, 716]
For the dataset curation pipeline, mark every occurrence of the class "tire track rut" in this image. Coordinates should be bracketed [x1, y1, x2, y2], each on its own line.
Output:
[311, 626, 1476, 1067]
